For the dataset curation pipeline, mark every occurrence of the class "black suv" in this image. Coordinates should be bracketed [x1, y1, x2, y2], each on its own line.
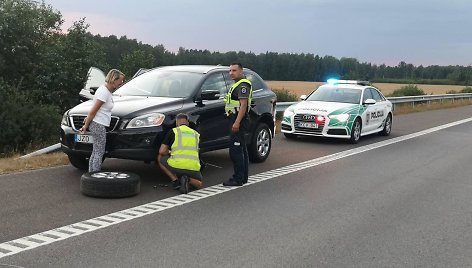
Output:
[60, 65, 277, 170]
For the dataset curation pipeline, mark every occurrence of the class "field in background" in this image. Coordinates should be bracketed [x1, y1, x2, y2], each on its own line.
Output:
[266, 81, 467, 98]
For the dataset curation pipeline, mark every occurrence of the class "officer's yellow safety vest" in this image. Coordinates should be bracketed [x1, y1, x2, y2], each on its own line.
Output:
[224, 78, 252, 115]
[167, 125, 201, 172]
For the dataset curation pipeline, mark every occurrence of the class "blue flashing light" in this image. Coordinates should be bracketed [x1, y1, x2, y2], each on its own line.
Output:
[327, 78, 339, 85]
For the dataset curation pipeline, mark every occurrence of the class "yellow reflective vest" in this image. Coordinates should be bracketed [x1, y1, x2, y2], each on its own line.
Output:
[167, 125, 201, 171]
[224, 78, 252, 115]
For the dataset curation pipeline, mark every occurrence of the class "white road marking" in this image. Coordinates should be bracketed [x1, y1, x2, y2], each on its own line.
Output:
[0, 117, 471, 259]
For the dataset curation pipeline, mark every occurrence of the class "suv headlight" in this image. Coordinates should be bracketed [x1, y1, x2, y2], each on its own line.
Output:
[328, 113, 350, 122]
[126, 113, 165, 129]
[61, 112, 70, 126]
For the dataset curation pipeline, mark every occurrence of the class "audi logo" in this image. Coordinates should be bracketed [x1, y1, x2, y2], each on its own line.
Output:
[302, 115, 316, 120]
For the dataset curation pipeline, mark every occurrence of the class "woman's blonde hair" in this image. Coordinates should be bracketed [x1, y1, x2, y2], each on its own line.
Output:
[105, 69, 125, 83]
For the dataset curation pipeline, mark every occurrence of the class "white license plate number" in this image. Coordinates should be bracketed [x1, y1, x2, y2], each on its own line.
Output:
[75, 134, 93, 144]
[298, 122, 318, 128]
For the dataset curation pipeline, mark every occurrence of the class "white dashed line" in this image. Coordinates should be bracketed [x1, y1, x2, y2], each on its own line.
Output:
[0, 117, 471, 259]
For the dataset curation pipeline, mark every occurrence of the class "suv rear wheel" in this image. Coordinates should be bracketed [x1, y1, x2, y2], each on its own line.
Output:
[248, 123, 271, 163]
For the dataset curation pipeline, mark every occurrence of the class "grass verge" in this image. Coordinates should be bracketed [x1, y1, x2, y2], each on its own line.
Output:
[0, 153, 69, 175]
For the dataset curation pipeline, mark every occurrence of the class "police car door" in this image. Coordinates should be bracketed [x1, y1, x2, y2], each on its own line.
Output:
[361, 88, 378, 133]
[370, 88, 388, 131]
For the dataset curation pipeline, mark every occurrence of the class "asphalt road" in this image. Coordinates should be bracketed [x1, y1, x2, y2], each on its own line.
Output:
[1, 106, 472, 267]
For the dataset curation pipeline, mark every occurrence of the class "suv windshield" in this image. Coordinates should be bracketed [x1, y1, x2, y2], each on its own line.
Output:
[307, 86, 361, 104]
[115, 70, 203, 98]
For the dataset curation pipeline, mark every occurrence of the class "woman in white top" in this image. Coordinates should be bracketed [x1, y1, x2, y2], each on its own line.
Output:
[79, 69, 125, 172]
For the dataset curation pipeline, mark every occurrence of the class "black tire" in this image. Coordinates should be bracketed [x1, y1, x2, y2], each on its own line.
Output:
[349, 118, 362, 144]
[248, 123, 272, 163]
[68, 154, 89, 170]
[379, 114, 392, 136]
[283, 133, 297, 139]
[80, 171, 140, 198]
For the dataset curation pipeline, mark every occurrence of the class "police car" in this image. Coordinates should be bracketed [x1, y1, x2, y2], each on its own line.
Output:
[281, 79, 393, 143]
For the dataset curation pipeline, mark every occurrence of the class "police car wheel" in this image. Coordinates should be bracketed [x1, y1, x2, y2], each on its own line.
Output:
[379, 114, 392, 136]
[68, 154, 89, 170]
[283, 133, 297, 139]
[80, 171, 140, 198]
[349, 118, 362, 144]
[248, 123, 271, 163]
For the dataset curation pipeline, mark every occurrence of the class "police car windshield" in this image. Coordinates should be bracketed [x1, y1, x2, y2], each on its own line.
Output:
[306, 86, 361, 104]
[115, 70, 203, 98]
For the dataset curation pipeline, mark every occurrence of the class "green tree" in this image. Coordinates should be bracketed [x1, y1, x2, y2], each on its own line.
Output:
[33, 18, 108, 110]
[0, 79, 61, 154]
[0, 0, 62, 88]
[121, 50, 156, 77]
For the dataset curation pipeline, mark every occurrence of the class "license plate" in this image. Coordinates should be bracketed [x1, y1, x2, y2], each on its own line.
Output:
[298, 122, 318, 128]
[75, 134, 93, 144]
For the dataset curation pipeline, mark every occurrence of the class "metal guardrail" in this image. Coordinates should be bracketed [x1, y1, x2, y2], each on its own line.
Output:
[275, 93, 472, 113]
[20, 93, 472, 158]
[19, 143, 61, 159]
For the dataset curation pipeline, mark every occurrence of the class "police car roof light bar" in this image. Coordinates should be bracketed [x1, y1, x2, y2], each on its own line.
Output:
[326, 79, 370, 86]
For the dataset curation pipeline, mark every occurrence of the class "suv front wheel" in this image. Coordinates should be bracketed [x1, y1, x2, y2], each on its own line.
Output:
[248, 123, 271, 163]
[68, 154, 89, 170]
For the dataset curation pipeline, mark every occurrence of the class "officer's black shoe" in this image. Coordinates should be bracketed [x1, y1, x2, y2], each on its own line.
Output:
[222, 179, 243, 187]
[179, 175, 190, 194]
[172, 179, 181, 190]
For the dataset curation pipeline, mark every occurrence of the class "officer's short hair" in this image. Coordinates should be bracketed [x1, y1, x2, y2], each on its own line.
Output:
[176, 113, 189, 121]
[230, 62, 243, 69]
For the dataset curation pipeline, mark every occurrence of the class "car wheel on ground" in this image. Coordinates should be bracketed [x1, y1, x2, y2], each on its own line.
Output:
[248, 123, 271, 163]
[349, 118, 362, 144]
[68, 154, 89, 170]
[80, 171, 140, 198]
[379, 114, 392, 136]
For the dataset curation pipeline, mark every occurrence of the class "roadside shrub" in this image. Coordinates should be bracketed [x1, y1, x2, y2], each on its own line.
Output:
[446, 90, 458, 94]
[273, 88, 298, 102]
[460, 86, 472, 93]
[387, 85, 426, 97]
[0, 81, 61, 156]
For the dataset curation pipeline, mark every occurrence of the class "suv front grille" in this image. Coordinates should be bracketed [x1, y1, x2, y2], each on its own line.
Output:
[70, 115, 120, 132]
[293, 114, 324, 134]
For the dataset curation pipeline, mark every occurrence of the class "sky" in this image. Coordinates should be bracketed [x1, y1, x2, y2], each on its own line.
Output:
[44, 0, 472, 67]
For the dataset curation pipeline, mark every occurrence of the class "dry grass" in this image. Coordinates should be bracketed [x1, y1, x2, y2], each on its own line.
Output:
[0, 152, 69, 175]
[266, 81, 466, 98]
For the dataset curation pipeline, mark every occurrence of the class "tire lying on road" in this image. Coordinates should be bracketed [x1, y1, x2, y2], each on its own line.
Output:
[80, 172, 140, 198]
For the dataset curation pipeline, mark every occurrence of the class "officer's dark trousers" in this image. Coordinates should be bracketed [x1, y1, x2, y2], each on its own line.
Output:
[229, 116, 249, 183]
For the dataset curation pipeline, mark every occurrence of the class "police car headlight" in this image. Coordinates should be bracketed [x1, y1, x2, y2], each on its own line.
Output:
[328, 113, 350, 122]
[283, 106, 295, 117]
[126, 113, 165, 128]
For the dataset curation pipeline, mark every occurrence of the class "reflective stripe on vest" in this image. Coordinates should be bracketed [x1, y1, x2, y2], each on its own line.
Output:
[224, 78, 252, 114]
[167, 125, 201, 171]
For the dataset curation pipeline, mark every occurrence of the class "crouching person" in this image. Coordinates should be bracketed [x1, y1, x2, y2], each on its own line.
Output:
[158, 113, 202, 194]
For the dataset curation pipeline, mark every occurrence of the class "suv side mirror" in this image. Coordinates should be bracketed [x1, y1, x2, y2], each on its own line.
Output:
[300, 95, 307, 100]
[364, 98, 376, 105]
[201, 90, 220, 100]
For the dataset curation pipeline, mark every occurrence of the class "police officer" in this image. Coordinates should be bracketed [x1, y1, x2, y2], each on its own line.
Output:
[158, 113, 203, 194]
[223, 63, 252, 187]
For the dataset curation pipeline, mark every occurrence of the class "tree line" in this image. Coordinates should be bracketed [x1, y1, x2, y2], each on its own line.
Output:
[1, 0, 471, 155]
